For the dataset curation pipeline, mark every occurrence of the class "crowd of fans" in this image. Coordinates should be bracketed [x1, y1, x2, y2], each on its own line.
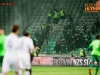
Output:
[54, 22, 91, 53]
[34, 8, 65, 50]
[91, 18, 100, 35]
[32, 8, 100, 54]
[53, 9, 100, 53]
[54, 38, 66, 54]
[55, 17, 100, 53]
[35, 22, 52, 48]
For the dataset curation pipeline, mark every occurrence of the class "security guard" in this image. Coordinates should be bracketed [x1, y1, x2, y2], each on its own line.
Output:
[60, 8, 65, 20]
[80, 48, 86, 57]
[41, 22, 45, 40]
[53, 10, 58, 24]
[48, 10, 52, 23]
[71, 50, 75, 57]
[33, 39, 39, 57]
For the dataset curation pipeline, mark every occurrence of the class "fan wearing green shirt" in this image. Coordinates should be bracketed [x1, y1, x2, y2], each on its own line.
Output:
[88, 35, 100, 75]
[0, 28, 6, 73]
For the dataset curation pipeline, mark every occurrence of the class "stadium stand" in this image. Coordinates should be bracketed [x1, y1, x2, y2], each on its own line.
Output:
[0, 0, 99, 56]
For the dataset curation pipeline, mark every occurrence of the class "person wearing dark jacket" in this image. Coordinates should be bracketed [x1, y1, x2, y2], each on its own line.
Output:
[41, 22, 46, 40]
[74, 33, 79, 48]
[33, 39, 39, 57]
[94, 18, 100, 33]
[46, 24, 51, 39]
[60, 39, 66, 54]
[91, 24, 96, 35]
[83, 23, 88, 34]
[87, 33, 91, 46]
[35, 31, 43, 48]
[54, 39, 61, 54]
[68, 14, 73, 23]
[70, 36, 75, 51]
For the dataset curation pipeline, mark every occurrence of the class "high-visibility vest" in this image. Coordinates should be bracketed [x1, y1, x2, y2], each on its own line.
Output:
[60, 10, 64, 16]
[71, 52, 74, 57]
[53, 11, 58, 18]
[33, 50, 37, 57]
[80, 49, 84, 56]
[41, 25, 44, 30]
[48, 12, 51, 17]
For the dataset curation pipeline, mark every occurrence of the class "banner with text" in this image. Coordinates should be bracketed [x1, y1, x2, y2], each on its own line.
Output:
[31, 57, 91, 66]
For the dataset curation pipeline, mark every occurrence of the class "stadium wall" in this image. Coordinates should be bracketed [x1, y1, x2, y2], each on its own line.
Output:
[31, 57, 93, 66]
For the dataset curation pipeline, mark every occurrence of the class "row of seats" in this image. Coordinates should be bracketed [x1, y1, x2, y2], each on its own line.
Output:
[0, 0, 98, 55]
